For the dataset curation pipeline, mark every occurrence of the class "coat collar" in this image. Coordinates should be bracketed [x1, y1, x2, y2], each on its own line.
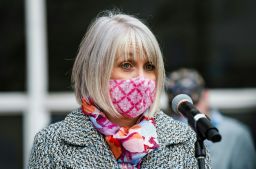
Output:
[61, 108, 102, 146]
[154, 111, 195, 146]
[60, 108, 194, 147]
[60, 108, 117, 168]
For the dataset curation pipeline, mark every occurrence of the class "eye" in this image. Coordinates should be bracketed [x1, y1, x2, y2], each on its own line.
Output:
[144, 62, 155, 71]
[120, 62, 133, 70]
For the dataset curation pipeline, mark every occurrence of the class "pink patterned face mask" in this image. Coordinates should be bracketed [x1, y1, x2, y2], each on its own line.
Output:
[109, 76, 156, 118]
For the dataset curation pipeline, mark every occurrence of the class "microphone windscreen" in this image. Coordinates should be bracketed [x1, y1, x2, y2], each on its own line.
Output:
[172, 94, 193, 113]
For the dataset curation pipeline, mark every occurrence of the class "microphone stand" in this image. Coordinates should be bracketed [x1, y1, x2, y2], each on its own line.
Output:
[195, 136, 206, 169]
[188, 119, 207, 169]
[172, 94, 222, 169]
[187, 117, 222, 169]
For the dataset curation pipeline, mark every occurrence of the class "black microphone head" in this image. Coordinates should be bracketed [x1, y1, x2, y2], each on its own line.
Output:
[207, 128, 222, 142]
[172, 94, 193, 113]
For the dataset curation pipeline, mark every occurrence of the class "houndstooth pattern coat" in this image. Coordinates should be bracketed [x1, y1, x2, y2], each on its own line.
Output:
[28, 108, 211, 169]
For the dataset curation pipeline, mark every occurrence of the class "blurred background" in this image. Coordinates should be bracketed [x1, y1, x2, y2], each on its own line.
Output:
[0, 0, 256, 168]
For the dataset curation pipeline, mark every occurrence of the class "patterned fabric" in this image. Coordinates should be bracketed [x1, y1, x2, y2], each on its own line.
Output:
[109, 76, 156, 118]
[81, 97, 159, 168]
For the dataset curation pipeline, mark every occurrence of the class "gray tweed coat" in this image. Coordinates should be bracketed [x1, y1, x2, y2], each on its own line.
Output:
[28, 108, 211, 169]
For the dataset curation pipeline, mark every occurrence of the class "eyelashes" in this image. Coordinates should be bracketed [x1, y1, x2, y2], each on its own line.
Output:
[144, 63, 155, 71]
[119, 61, 155, 71]
[120, 62, 133, 70]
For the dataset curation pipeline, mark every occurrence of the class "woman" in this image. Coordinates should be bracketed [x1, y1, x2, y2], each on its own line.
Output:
[28, 10, 211, 168]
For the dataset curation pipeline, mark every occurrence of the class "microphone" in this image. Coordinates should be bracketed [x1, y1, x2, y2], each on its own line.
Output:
[172, 94, 221, 142]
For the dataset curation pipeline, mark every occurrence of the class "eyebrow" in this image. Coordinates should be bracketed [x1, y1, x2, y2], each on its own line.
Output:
[116, 57, 135, 64]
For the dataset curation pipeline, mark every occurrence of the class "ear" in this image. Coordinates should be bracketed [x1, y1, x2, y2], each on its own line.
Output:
[202, 89, 209, 100]
[196, 89, 210, 115]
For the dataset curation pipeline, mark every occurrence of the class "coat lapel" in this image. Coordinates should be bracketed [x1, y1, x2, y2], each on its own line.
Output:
[140, 111, 196, 168]
[60, 109, 117, 168]
[155, 111, 195, 146]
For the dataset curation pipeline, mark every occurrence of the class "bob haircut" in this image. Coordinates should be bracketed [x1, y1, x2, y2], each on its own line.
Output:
[72, 10, 165, 118]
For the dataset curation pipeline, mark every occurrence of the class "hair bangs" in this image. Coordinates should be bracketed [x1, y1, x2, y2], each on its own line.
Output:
[115, 27, 158, 65]
[134, 28, 158, 66]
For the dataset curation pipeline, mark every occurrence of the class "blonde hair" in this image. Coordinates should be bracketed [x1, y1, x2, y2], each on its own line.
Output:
[72, 10, 165, 118]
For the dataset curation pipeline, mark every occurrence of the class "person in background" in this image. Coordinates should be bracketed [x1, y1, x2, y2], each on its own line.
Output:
[28, 11, 211, 168]
[165, 68, 256, 169]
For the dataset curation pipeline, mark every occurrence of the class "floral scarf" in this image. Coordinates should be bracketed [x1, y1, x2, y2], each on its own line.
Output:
[81, 97, 159, 169]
